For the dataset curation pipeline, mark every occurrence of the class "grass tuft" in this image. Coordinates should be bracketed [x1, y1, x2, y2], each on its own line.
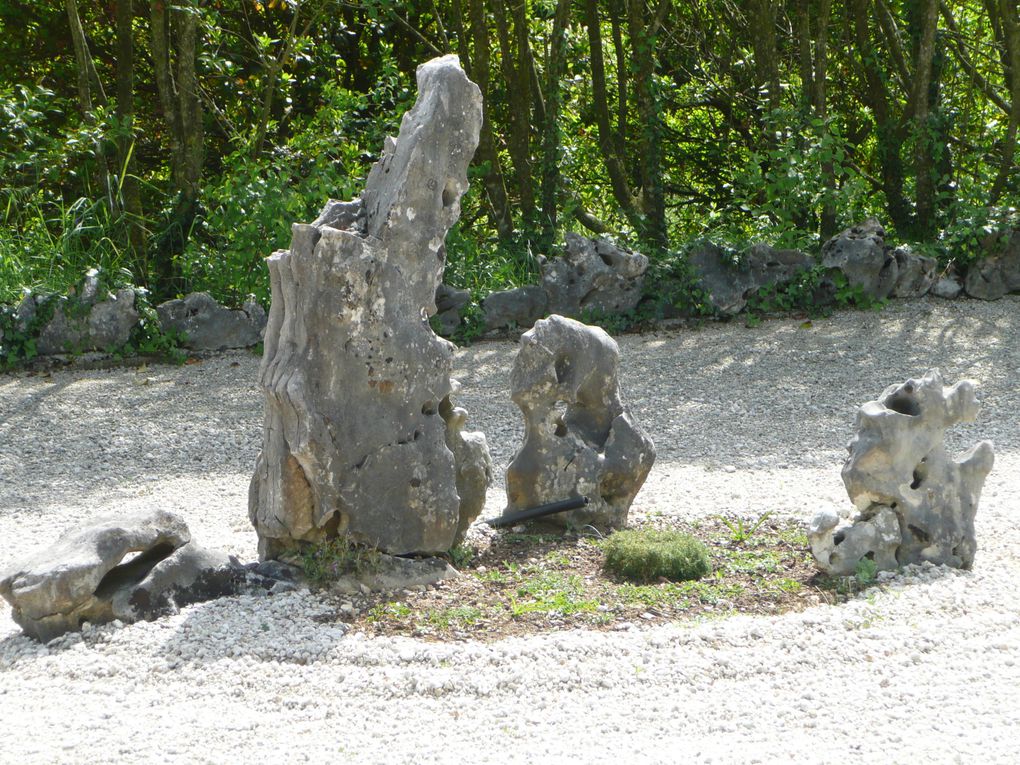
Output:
[603, 529, 711, 583]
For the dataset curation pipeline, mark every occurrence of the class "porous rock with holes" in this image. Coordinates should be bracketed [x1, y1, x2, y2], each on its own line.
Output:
[809, 370, 994, 576]
[249, 55, 491, 559]
[504, 314, 655, 529]
[540, 233, 648, 318]
[0, 510, 246, 642]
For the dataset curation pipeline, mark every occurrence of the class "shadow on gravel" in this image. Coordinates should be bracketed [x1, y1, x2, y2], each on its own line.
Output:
[155, 593, 350, 667]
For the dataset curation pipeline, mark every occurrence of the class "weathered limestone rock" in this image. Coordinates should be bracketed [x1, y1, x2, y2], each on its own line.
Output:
[504, 314, 655, 529]
[688, 242, 813, 315]
[35, 269, 139, 355]
[157, 292, 267, 350]
[964, 229, 1020, 300]
[482, 285, 548, 330]
[0, 509, 271, 641]
[821, 218, 898, 300]
[433, 283, 472, 336]
[249, 55, 490, 559]
[890, 245, 937, 298]
[809, 370, 994, 576]
[932, 274, 963, 299]
[541, 233, 648, 317]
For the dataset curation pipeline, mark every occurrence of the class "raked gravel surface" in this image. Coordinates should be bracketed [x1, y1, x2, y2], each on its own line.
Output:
[1, 296, 1019, 764]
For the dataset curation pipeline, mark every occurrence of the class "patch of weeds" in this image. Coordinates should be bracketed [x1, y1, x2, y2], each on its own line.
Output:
[717, 547, 782, 575]
[602, 529, 712, 583]
[768, 578, 803, 594]
[367, 601, 412, 622]
[299, 534, 381, 585]
[855, 557, 878, 586]
[446, 543, 476, 569]
[509, 571, 599, 617]
[474, 568, 509, 584]
[718, 511, 773, 544]
[427, 605, 484, 630]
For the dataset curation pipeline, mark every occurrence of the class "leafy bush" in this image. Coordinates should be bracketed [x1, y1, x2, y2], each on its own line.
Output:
[603, 529, 711, 583]
[299, 534, 381, 585]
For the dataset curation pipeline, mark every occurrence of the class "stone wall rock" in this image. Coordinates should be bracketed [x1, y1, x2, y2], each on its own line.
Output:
[809, 370, 994, 576]
[157, 291, 267, 350]
[34, 270, 139, 356]
[504, 314, 655, 530]
[481, 285, 548, 330]
[688, 242, 813, 315]
[249, 55, 490, 559]
[821, 218, 899, 300]
[963, 229, 1020, 300]
[890, 245, 937, 298]
[541, 233, 648, 317]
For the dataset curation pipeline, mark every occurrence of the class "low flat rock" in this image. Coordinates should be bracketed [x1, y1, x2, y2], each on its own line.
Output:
[157, 292, 266, 350]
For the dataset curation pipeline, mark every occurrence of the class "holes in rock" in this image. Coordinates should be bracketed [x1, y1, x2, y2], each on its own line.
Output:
[552, 400, 568, 438]
[554, 356, 571, 384]
[554, 421, 568, 437]
[442, 179, 458, 208]
[598, 252, 614, 267]
[421, 401, 437, 416]
[94, 542, 177, 598]
[413, 429, 422, 441]
[864, 551, 875, 560]
[910, 458, 928, 490]
[886, 392, 921, 416]
[907, 524, 930, 544]
[833, 529, 846, 545]
[410, 478, 421, 488]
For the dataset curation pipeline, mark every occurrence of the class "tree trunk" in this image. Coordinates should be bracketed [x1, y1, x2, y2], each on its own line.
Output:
[911, 0, 940, 238]
[583, 0, 640, 231]
[849, 0, 913, 235]
[115, 0, 146, 268]
[990, 0, 1020, 202]
[493, 0, 537, 227]
[467, 0, 513, 239]
[149, 0, 205, 295]
[65, 0, 113, 214]
[539, 0, 571, 250]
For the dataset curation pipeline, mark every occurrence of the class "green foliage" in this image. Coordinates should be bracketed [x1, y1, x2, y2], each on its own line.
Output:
[182, 77, 412, 305]
[744, 267, 886, 326]
[717, 512, 773, 545]
[508, 571, 599, 617]
[855, 557, 879, 587]
[446, 544, 476, 569]
[299, 534, 381, 585]
[602, 529, 711, 583]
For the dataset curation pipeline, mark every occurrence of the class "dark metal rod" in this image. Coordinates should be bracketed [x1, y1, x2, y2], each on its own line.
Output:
[485, 496, 589, 528]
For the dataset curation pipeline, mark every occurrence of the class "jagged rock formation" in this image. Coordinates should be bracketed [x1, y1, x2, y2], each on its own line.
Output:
[504, 314, 655, 529]
[821, 218, 899, 300]
[542, 233, 648, 317]
[249, 55, 491, 559]
[964, 229, 1020, 300]
[482, 285, 549, 330]
[157, 292, 267, 350]
[809, 370, 994, 576]
[28, 269, 139, 355]
[890, 245, 937, 298]
[688, 242, 813, 315]
[0, 510, 245, 642]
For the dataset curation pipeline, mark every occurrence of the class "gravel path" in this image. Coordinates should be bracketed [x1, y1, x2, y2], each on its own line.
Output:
[1, 296, 1018, 763]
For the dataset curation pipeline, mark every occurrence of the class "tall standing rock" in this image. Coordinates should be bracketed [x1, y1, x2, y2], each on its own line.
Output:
[249, 56, 490, 559]
[504, 315, 655, 529]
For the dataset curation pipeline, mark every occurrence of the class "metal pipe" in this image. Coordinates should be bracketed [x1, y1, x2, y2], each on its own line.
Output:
[485, 496, 590, 528]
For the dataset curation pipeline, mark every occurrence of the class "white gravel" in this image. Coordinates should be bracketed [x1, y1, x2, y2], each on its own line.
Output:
[1, 296, 1019, 764]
